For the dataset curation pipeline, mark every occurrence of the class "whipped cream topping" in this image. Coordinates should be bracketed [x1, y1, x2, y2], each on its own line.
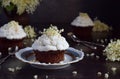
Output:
[0, 21, 26, 39]
[32, 26, 69, 51]
[71, 13, 94, 27]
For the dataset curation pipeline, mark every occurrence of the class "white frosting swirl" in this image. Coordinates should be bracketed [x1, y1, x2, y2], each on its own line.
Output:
[32, 26, 69, 51]
[32, 34, 69, 51]
[0, 21, 26, 39]
[71, 13, 94, 27]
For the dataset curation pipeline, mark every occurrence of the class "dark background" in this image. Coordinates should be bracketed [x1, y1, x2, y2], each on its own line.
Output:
[0, 0, 120, 29]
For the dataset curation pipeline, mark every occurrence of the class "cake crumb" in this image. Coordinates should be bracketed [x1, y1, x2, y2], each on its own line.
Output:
[34, 75, 38, 79]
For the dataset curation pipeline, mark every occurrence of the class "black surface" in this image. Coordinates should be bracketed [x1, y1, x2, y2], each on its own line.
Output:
[0, 26, 120, 79]
[0, 0, 120, 28]
[0, 0, 120, 79]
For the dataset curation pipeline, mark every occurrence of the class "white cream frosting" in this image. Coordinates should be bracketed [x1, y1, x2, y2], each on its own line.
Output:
[32, 26, 69, 51]
[71, 13, 94, 27]
[0, 21, 26, 39]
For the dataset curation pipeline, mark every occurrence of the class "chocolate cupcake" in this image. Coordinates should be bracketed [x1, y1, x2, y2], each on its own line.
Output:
[32, 25, 69, 63]
[71, 12, 94, 41]
[0, 21, 26, 56]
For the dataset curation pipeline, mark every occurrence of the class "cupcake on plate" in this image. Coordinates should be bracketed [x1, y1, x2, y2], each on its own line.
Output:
[32, 25, 69, 63]
[0, 20, 26, 56]
[71, 12, 94, 41]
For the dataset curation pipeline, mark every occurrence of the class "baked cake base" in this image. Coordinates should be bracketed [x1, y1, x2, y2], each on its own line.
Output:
[0, 38, 24, 57]
[72, 26, 93, 41]
[34, 50, 65, 63]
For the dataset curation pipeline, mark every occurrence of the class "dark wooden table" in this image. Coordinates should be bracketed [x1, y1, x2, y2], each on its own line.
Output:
[0, 23, 120, 79]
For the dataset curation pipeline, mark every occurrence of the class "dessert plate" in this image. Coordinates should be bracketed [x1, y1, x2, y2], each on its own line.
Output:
[15, 47, 84, 69]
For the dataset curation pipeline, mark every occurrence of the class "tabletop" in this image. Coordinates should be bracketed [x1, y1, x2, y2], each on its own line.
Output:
[0, 23, 120, 79]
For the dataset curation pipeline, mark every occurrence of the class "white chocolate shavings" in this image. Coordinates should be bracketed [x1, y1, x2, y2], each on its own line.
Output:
[104, 39, 120, 61]
[24, 25, 36, 38]
[92, 19, 112, 32]
[42, 24, 64, 36]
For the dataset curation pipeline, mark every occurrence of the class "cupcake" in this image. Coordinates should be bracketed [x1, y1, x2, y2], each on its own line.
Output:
[32, 25, 69, 63]
[71, 12, 94, 41]
[0, 21, 26, 56]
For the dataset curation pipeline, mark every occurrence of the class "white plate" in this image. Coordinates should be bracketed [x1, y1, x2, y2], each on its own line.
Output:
[15, 47, 84, 69]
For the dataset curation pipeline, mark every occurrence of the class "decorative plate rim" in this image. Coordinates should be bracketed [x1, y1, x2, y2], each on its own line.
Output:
[15, 47, 84, 66]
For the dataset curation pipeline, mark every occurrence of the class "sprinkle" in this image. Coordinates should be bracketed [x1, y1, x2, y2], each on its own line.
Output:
[34, 75, 38, 79]
[90, 53, 95, 57]
[16, 66, 22, 70]
[86, 54, 90, 57]
[111, 67, 117, 73]
[100, 39, 104, 43]
[97, 39, 99, 42]
[94, 47, 97, 49]
[72, 71, 77, 76]
[8, 47, 12, 51]
[80, 49, 83, 52]
[0, 52, 2, 56]
[15, 46, 19, 51]
[97, 72, 102, 76]
[96, 55, 100, 59]
[104, 73, 109, 79]
[46, 75, 48, 79]
[8, 68, 15, 72]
